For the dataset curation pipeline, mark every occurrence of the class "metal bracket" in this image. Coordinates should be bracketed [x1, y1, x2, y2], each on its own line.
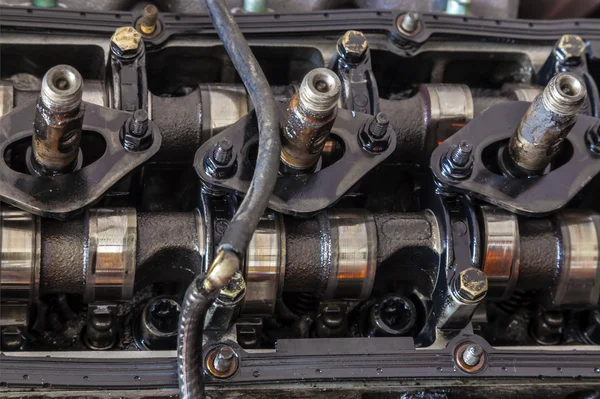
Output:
[430, 101, 600, 216]
[334, 46, 379, 115]
[194, 104, 396, 216]
[0, 102, 161, 219]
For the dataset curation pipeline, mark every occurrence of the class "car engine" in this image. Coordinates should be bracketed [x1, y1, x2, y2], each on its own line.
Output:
[1, 1, 600, 398]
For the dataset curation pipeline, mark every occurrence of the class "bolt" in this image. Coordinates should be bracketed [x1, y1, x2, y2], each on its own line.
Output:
[148, 298, 180, 334]
[462, 343, 484, 366]
[369, 112, 390, 138]
[451, 141, 473, 166]
[555, 35, 586, 65]
[338, 30, 368, 63]
[130, 109, 148, 137]
[140, 4, 158, 35]
[586, 125, 600, 154]
[121, 109, 154, 152]
[214, 139, 233, 165]
[400, 11, 420, 33]
[213, 346, 235, 373]
[440, 141, 474, 180]
[454, 268, 488, 302]
[110, 27, 142, 57]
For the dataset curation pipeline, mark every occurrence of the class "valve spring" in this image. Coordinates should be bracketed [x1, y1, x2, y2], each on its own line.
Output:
[497, 290, 535, 314]
[286, 293, 319, 315]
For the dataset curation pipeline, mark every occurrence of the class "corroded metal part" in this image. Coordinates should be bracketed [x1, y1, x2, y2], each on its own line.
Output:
[508, 72, 586, 174]
[30, 65, 84, 176]
[281, 68, 341, 171]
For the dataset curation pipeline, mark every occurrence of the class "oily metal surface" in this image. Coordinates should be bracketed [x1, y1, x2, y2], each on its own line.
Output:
[430, 101, 600, 215]
[194, 104, 396, 216]
[0, 101, 161, 218]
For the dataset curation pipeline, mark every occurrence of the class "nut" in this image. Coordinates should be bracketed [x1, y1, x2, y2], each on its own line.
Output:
[359, 117, 391, 153]
[586, 124, 600, 155]
[120, 115, 155, 152]
[338, 30, 368, 63]
[555, 35, 586, 65]
[217, 271, 246, 304]
[110, 27, 142, 57]
[440, 143, 474, 180]
[204, 141, 237, 179]
[455, 268, 488, 302]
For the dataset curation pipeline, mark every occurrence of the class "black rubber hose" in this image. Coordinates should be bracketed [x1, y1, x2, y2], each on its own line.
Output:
[206, 0, 281, 256]
[178, 1, 281, 398]
[177, 275, 218, 399]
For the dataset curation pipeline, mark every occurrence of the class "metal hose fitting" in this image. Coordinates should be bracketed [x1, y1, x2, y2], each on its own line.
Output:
[30, 64, 84, 176]
[178, 249, 240, 399]
[179, 0, 281, 396]
[508, 72, 586, 175]
[281, 68, 341, 171]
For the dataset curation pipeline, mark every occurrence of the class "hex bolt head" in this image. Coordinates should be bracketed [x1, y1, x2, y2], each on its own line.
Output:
[555, 35, 586, 65]
[400, 11, 420, 33]
[110, 27, 142, 57]
[454, 268, 488, 302]
[140, 4, 159, 35]
[462, 343, 484, 367]
[337, 30, 369, 63]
